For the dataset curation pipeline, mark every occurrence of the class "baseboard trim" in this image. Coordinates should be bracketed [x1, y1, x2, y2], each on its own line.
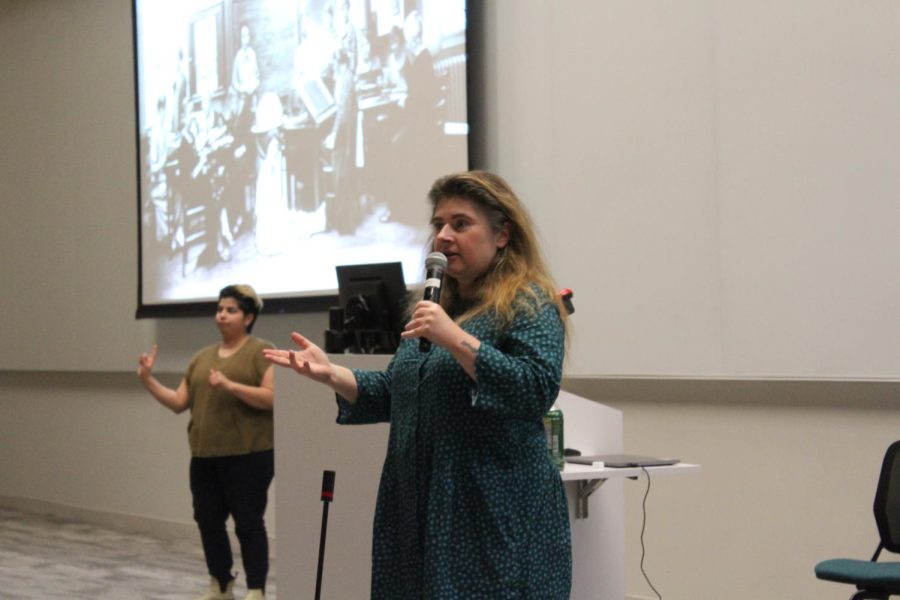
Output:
[0, 495, 196, 540]
[0, 495, 277, 557]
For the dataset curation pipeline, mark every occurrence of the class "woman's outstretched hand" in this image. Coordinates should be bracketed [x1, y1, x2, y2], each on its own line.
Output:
[263, 332, 360, 402]
[262, 332, 334, 384]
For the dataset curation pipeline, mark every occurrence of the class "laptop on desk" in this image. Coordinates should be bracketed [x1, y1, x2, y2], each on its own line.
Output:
[565, 454, 680, 468]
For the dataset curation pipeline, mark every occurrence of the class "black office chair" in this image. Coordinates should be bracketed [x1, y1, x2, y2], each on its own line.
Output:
[815, 440, 900, 599]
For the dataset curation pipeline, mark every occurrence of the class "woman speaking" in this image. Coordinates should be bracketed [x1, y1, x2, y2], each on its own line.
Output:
[266, 171, 571, 599]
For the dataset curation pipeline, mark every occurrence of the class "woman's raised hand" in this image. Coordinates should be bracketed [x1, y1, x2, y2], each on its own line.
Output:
[137, 344, 158, 380]
[208, 368, 231, 390]
[262, 332, 334, 384]
[401, 300, 460, 348]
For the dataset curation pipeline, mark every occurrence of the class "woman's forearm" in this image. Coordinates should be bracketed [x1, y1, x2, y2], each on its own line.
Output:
[328, 364, 359, 403]
[141, 376, 189, 414]
[226, 381, 274, 410]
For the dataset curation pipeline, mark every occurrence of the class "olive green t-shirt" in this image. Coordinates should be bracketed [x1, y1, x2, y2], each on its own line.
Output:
[185, 336, 274, 457]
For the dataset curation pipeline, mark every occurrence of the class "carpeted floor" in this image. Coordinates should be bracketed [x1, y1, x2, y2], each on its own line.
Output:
[0, 505, 277, 599]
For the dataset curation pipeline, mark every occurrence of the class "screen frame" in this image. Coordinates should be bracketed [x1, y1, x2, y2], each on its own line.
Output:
[132, 0, 480, 319]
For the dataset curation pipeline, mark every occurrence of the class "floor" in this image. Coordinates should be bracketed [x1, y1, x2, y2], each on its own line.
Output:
[0, 505, 277, 599]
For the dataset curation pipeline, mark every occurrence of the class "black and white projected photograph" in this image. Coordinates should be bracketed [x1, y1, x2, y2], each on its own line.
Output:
[135, 0, 468, 310]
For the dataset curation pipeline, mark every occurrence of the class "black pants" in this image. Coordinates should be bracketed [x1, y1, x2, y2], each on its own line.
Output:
[190, 449, 274, 591]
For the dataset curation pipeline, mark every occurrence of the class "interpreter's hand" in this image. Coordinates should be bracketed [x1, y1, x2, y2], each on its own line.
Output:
[137, 344, 158, 381]
[208, 368, 231, 391]
[401, 301, 461, 348]
[262, 332, 334, 384]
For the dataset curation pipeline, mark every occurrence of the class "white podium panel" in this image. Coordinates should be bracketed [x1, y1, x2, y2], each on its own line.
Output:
[275, 367, 625, 599]
[556, 390, 625, 600]
[274, 355, 390, 600]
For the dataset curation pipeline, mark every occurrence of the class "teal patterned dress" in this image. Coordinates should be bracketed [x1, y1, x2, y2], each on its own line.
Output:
[337, 293, 572, 599]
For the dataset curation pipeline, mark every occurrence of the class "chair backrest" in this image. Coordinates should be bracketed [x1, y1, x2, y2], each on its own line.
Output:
[874, 440, 900, 553]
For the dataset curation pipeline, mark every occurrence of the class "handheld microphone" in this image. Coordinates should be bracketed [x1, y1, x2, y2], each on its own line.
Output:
[419, 251, 448, 352]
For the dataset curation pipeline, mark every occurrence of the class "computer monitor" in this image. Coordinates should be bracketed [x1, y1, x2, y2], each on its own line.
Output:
[328, 262, 408, 354]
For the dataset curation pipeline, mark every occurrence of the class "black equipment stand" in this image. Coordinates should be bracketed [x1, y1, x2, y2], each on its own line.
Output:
[315, 470, 336, 600]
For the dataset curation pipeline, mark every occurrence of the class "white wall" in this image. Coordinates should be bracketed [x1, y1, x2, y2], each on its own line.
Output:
[2, 1, 900, 599]
[0, 372, 198, 525]
[0, 0, 145, 371]
[564, 377, 900, 600]
[475, 0, 900, 379]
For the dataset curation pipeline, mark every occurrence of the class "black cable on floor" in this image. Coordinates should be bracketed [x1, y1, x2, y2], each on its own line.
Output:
[639, 465, 663, 600]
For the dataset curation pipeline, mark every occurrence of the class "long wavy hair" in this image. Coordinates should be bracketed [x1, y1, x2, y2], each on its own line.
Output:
[426, 171, 567, 337]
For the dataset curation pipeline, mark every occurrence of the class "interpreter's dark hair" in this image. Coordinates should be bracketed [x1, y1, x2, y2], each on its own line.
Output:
[218, 284, 263, 333]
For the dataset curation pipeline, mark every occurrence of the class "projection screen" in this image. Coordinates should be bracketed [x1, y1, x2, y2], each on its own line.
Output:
[134, 0, 468, 315]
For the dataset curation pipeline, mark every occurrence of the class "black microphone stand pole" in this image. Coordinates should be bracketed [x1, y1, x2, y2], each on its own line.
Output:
[315, 470, 336, 600]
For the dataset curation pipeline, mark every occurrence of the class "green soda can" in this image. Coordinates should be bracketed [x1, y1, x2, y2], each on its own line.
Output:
[543, 405, 565, 470]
